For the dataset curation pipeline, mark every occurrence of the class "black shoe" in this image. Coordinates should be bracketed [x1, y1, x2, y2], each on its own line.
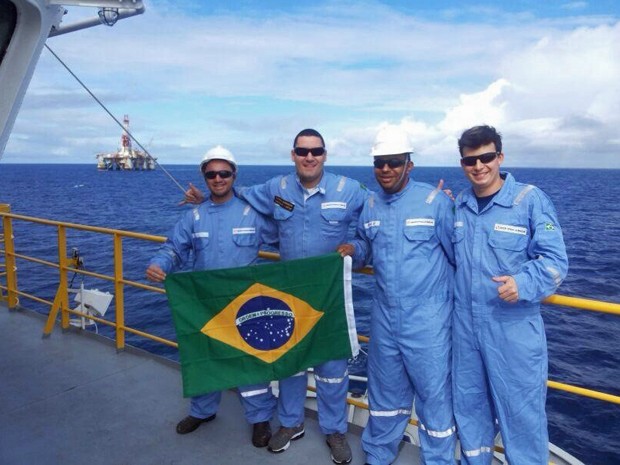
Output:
[252, 421, 272, 447]
[267, 424, 305, 453]
[326, 432, 352, 464]
[176, 414, 216, 434]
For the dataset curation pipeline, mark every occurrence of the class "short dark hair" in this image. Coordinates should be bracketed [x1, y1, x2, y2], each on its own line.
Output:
[458, 125, 502, 156]
[293, 128, 325, 147]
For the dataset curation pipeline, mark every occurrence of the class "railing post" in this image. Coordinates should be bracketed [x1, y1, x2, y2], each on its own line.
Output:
[1, 204, 19, 309]
[57, 225, 70, 329]
[113, 233, 125, 351]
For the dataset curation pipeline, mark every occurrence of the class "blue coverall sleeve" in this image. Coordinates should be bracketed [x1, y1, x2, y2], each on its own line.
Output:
[512, 190, 569, 303]
[237, 181, 276, 217]
[258, 212, 279, 247]
[349, 205, 372, 270]
[350, 183, 371, 227]
[148, 211, 194, 274]
[436, 193, 456, 267]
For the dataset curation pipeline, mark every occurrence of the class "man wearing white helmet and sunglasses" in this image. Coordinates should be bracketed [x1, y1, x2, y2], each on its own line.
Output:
[338, 126, 457, 465]
[146, 145, 278, 449]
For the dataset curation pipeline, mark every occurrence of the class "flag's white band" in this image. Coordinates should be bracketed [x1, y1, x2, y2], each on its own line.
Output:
[342, 256, 360, 357]
[291, 371, 306, 378]
[419, 423, 456, 438]
[463, 447, 493, 457]
[369, 409, 411, 417]
[241, 388, 269, 398]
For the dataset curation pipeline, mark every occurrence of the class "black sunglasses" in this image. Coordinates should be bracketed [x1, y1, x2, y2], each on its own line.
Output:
[460, 152, 499, 167]
[204, 170, 234, 180]
[373, 158, 407, 169]
[293, 147, 326, 157]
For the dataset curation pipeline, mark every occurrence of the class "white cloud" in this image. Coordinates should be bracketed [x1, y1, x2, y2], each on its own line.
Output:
[342, 21, 620, 168]
[562, 2, 588, 11]
[3, 1, 619, 168]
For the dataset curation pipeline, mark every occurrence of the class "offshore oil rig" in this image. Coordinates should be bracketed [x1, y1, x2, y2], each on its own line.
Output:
[95, 115, 156, 170]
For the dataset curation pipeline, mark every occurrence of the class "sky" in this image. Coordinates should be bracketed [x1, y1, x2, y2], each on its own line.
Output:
[3, 0, 620, 168]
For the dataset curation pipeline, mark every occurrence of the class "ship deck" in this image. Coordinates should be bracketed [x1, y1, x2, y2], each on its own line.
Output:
[0, 304, 421, 465]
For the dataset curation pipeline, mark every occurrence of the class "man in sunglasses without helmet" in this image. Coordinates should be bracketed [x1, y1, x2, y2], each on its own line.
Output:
[183, 129, 368, 464]
[146, 145, 278, 448]
[452, 125, 568, 465]
[337, 126, 457, 465]
[240, 128, 368, 464]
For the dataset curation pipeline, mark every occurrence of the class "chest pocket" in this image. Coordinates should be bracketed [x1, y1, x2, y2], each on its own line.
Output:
[320, 208, 349, 238]
[273, 205, 295, 243]
[488, 230, 528, 251]
[363, 221, 380, 241]
[403, 226, 436, 256]
[274, 206, 294, 222]
[488, 230, 529, 274]
[192, 232, 210, 251]
[232, 229, 257, 247]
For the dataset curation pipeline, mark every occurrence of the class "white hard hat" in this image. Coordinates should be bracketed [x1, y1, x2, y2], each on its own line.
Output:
[199, 145, 237, 172]
[370, 126, 414, 156]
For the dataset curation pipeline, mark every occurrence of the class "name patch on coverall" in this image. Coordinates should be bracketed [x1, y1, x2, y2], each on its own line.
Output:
[364, 220, 380, 229]
[232, 228, 256, 235]
[494, 224, 527, 235]
[405, 218, 435, 227]
[321, 202, 347, 209]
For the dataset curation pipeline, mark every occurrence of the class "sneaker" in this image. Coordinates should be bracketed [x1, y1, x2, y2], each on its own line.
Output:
[326, 432, 352, 464]
[252, 421, 272, 448]
[176, 414, 216, 434]
[267, 424, 305, 453]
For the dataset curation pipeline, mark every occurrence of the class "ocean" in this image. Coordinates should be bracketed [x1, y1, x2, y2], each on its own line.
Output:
[0, 163, 618, 465]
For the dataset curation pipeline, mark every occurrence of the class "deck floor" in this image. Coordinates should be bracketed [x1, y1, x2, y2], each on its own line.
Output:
[0, 304, 420, 465]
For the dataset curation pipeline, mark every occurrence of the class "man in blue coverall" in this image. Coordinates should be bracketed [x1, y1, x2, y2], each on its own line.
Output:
[452, 125, 568, 465]
[338, 126, 457, 465]
[146, 145, 277, 448]
[184, 129, 368, 464]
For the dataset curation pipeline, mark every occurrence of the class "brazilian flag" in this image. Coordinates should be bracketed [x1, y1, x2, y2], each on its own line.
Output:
[164, 253, 359, 397]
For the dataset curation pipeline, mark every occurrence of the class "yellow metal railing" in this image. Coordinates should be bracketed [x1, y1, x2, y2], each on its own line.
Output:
[1, 205, 619, 408]
[0, 207, 167, 351]
[0, 262, 6, 303]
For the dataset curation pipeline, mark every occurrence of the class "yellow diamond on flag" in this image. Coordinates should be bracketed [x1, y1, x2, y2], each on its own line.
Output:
[201, 283, 324, 364]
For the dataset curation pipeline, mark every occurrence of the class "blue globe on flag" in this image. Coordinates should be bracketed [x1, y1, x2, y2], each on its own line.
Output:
[235, 296, 295, 350]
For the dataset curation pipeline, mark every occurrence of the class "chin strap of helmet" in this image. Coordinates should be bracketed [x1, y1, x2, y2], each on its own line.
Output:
[386, 154, 410, 194]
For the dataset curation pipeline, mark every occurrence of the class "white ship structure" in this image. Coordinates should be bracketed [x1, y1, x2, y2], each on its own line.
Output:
[95, 115, 155, 170]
